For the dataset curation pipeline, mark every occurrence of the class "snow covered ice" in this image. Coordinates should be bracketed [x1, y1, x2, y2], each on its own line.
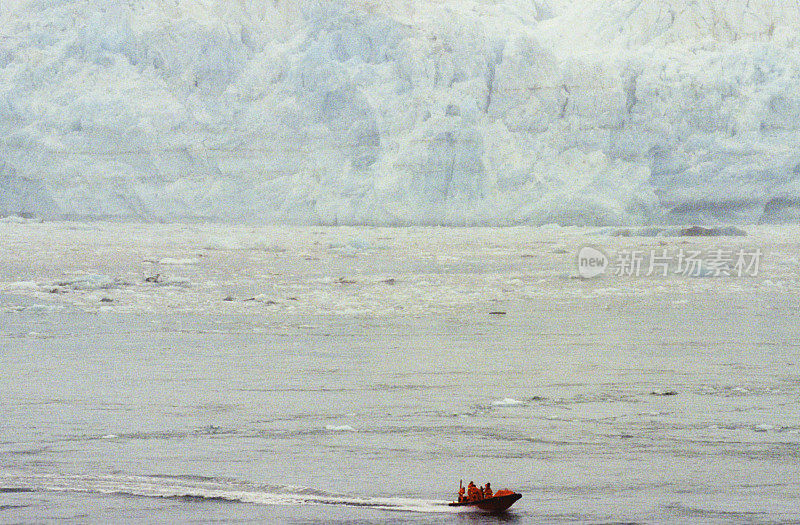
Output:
[2, 0, 800, 224]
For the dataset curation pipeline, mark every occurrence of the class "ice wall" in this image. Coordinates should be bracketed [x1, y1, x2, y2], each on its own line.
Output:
[1, 0, 799, 224]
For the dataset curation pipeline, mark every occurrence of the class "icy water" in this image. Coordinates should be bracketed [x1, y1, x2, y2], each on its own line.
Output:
[1, 222, 800, 523]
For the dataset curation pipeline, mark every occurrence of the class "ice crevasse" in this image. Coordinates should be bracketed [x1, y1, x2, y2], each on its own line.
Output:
[1, 0, 799, 225]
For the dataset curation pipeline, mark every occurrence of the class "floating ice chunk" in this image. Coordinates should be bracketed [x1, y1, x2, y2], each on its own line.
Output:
[244, 294, 280, 305]
[202, 237, 242, 250]
[492, 397, 524, 406]
[753, 424, 775, 432]
[650, 389, 678, 396]
[144, 275, 190, 287]
[0, 215, 42, 224]
[348, 239, 372, 250]
[161, 276, 191, 287]
[101, 434, 118, 439]
[20, 304, 65, 314]
[7, 281, 40, 291]
[158, 258, 199, 265]
[250, 242, 287, 253]
[678, 226, 747, 237]
[56, 274, 127, 290]
[325, 425, 355, 432]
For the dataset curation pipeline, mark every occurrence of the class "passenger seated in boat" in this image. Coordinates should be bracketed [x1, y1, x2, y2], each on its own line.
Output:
[458, 485, 466, 503]
[467, 481, 482, 501]
[483, 482, 493, 498]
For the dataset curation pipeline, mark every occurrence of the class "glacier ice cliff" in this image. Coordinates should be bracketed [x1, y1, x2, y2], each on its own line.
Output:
[1, 0, 799, 225]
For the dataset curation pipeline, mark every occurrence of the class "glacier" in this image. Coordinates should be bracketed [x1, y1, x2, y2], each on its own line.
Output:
[1, 0, 799, 225]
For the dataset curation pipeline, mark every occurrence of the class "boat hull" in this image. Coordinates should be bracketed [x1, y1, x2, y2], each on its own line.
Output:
[448, 493, 522, 512]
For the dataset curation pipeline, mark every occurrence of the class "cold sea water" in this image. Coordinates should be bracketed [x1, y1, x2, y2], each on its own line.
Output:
[1, 222, 799, 524]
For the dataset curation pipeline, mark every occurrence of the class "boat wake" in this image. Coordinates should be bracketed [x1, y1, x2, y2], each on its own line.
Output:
[0, 472, 457, 513]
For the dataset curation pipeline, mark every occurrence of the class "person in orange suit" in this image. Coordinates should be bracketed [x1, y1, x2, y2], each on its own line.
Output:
[458, 484, 466, 503]
[467, 481, 481, 501]
[483, 482, 493, 498]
